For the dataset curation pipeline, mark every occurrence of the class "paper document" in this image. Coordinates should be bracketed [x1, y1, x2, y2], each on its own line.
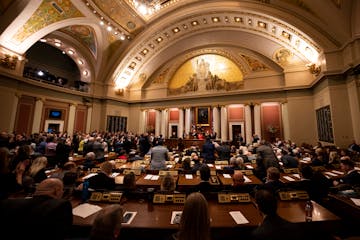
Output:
[144, 174, 153, 180]
[292, 174, 300, 179]
[350, 198, 360, 206]
[167, 165, 173, 168]
[72, 203, 102, 218]
[229, 211, 249, 224]
[325, 172, 338, 177]
[111, 172, 120, 178]
[245, 165, 254, 169]
[331, 170, 344, 175]
[185, 174, 193, 179]
[283, 176, 295, 181]
[223, 174, 232, 179]
[82, 173, 97, 180]
[207, 164, 214, 167]
[151, 175, 159, 180]
[244, 176, 252, 183]
[215, 165, 221, 170]
[122, 211, 137, 225]
[171, 211, 182, 224]
[115, 175, 124, 184]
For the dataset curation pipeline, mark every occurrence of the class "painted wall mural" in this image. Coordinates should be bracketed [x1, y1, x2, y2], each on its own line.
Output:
[13, 0, 83, 43]
[60, 25, 97, 57]
[168, 54, 243, 95]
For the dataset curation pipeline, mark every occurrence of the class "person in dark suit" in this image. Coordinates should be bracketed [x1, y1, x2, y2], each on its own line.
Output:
[252, 189, 335, 240]
[201, 137, 216, 163]
[334, 157, 360, 186]
[197, 164, 211, 193]
[87, 161, 116, 190]
[255, 140, 280, 181]
[256, 167, 285, 195]
[0, 178, 73, 240]
[216, 141, 231, 160]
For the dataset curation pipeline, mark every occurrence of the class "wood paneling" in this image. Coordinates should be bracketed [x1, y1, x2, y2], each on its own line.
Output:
[14, 95, 35, 135]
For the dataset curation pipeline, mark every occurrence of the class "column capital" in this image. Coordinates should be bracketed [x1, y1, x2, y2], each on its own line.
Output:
[69, 103, 77, 107]
[35, 97, 44, 102]
[14, 92, 21, 99]
[280, 100, 288, 104]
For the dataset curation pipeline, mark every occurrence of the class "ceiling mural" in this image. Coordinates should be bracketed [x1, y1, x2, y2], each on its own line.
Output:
[273, 48, 293, 66]
[92, 0, 144, 33]
[168, 54, 244, 95]
[13, 0, 83, 44]
[60, 25, 97, 57]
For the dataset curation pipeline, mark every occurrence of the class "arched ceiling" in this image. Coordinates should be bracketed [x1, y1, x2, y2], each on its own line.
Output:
[0, 0, 356, 98]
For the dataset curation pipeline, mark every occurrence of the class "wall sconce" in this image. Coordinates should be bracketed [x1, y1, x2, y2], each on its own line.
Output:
[115, 88, 124, 96]
[306, 63, 321, 76]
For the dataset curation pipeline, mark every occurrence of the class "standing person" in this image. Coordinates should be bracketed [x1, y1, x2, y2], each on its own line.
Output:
[171, 192, 210, 240]
[150, 139, 169, 170]
[201, 137, 216, 163]
[255, 140, 280, 181]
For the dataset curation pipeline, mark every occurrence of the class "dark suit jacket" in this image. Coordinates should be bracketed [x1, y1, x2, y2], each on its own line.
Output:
[88, 172, 116, 190]
[0, 195, 73, 240]
[341, 170, 360, 185]
[202, 141, 216, 162]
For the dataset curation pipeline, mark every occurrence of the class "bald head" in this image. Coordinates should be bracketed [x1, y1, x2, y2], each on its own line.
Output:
[34, 178, 64, 199]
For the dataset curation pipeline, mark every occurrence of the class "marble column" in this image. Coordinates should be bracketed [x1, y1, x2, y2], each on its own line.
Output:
[185, 108, 191, 136]
[9, 93, 20, 133]
[254, 104, 261, 140]
[31, 98, 43, 134]
[161, 109, 168, 138]
[220, 105, 228, 141]
[139, 109, 146, 134]
[245, 104, 252, 145]
[281, 102, 290, 141]
[67, 104, 76, 134]
[212, 106, 220, 139]
[86, 106, 92, 133]
[178, 108, 184, 138]
[155, 109, 161, 137]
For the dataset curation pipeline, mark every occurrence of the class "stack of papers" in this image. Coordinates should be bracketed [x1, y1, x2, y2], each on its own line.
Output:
[144, 174, 160, 180]
[223, 174, 232, 179]
[185, 174, 193, 179]
[283, 176, 295, 181]
[292, 174, 301, 179]
[229, 211, 249, 224]
[73, 203, 102, 218]
[244, 176, 252, 183]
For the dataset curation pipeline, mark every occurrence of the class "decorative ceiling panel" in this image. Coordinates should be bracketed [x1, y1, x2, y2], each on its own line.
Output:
[13, 0, 83, 43]
[60, 25, 97, 57]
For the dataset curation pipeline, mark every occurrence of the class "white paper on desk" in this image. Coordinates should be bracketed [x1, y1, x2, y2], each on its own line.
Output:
[82, 173, 97, 180]
[207, 164, 214, 167]
[111, 172, 120, 178]
[151, 175, 159, 180]
[245, 165, 254, 169]
[215, 165, 221, 170]
[171, 211, 182, 224]
[185, 174, 193, 179]
[223, 174, 232, 179]
[332, 170, 344, 175]
[325, 172, 338, 177]
[144, 174, 153, 180]
[283, 176, 295, 181]
[229, 211, 249, 224]
[350, 198, 360, 206]
[167, 164, 173, 168]
[115, 175, 124, 184]
[292, 174, 301, 179]
[122, 211, 137, 225]
[244, 176, 252, 183]
[72, 203, 102, 218]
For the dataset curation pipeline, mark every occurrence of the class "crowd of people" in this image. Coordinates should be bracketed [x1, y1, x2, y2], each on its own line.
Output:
[0, 129, 360, 239]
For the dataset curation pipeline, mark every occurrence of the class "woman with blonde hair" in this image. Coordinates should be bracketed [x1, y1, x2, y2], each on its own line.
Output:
[173, 192, 210, 240]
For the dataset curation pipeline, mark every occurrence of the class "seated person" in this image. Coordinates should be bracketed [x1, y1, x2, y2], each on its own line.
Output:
[191, 153, 202, 174]
[252, 189, 335, 240]
[281, 149, 299, 168]
[90, 204, 123, 240]
[333, 157, 360, 187]
[160, 172, 176, 193]
[0, 178, 73, 240]
[181, 157, 192, 173]
[83, 151, 97, 170]
[128, 150, 143, 162]
[224, 156, 246, 173]
[216, 141, 231, 160]
[257, 167, 285, 194]
[87, 161, 116, 190]
[197, 164, 211, 193]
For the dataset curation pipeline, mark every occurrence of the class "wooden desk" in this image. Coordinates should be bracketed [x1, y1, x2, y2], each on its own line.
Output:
[280, 173, 302, 184]
[72, 198, 340, 240]
[136, 174, 168, 190]
[218, 174, 262, 186]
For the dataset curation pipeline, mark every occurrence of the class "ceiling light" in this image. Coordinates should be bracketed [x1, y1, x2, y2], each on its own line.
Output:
[67, 49, 74, 55]
[40, 39, 47, 42]
[83, 70, 88, 76]
[107, 26, 112, 31]
[55, 42, 62, 47]
[78, 59, 84, 65]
